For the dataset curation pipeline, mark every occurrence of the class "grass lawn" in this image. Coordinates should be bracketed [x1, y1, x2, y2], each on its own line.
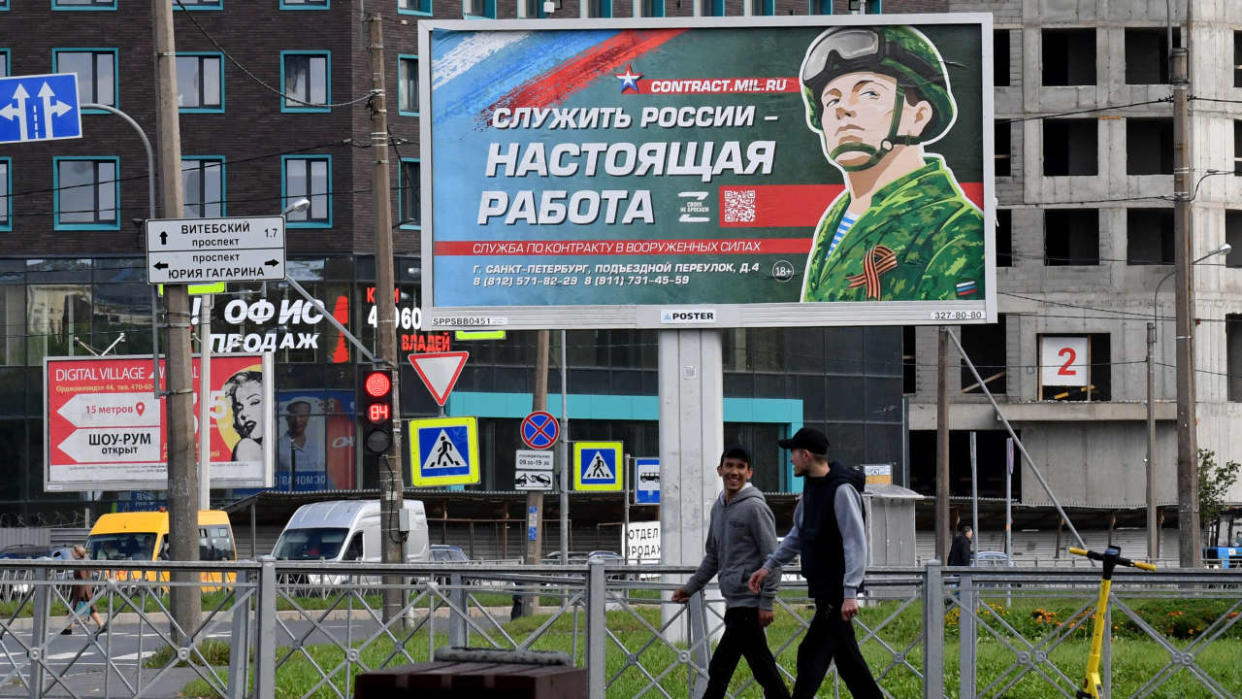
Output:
[176, 594, 1242, 698]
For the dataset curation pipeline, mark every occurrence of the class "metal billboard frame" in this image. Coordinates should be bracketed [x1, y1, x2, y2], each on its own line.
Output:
[420, 13, 995, 330]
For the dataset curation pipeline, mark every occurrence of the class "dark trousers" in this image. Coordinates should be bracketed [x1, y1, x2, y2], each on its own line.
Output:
[791, 599, 882, 699]
[703, 607, 790, 699]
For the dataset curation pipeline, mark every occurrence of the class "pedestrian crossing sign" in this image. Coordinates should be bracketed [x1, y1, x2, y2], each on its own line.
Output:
[409, 416, 480, 486]
[573, 441, 622, 492]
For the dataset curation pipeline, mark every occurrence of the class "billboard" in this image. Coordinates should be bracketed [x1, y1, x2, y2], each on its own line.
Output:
[45, 354, 274, 492]
[421, 15, 995, 330]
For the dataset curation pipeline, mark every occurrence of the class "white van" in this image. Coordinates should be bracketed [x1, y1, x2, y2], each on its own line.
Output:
[272, 499, 430, 564]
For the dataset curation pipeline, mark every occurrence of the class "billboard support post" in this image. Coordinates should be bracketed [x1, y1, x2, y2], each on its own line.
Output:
[659, 330, 722, 643]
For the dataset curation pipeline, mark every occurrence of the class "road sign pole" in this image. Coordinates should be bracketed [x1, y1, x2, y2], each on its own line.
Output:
[623, 454, 631, 562]
[198, 294, 212, 510]
[523, 330, 550, 617]
[559, 331, 569, 566]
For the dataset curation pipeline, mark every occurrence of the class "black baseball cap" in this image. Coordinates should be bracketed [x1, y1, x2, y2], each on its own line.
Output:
[719, 444, 752, 466]
[778, 427, 830, 455]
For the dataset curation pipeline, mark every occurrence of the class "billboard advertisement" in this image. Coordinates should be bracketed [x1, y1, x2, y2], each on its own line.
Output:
[45, 354, 274, 492]
[421, 15, 995, 330]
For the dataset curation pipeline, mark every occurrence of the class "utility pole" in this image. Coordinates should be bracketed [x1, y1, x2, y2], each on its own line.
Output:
[1146, 321, 1158, 560]
[152, 0, 198, 640]
[523, 330, 549, 615]
[936, 327, 951, 562]
[368, 14, 404, 618]
[1172, 11, 1200, 568]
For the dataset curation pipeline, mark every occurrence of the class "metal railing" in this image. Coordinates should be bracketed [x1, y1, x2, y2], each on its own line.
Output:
[0, 559, 1238, 698]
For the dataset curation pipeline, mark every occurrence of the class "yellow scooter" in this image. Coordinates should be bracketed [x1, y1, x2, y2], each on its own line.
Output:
[1067, 545, 1156, 698]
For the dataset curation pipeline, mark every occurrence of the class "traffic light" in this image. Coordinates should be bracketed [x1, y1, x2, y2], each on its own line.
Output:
[359, 368, 395, 455]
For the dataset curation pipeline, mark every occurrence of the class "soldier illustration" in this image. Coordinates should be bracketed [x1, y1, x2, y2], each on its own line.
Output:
[798, 26, 984, 302]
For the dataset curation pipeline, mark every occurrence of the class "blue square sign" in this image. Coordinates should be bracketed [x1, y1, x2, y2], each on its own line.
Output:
[0, 74, 82, 145]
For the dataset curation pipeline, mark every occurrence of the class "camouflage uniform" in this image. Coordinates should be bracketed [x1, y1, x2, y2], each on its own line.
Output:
[801, 156, 983, 302]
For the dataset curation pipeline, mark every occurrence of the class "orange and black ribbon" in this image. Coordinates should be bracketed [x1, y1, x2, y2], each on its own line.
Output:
[846, 245, 897, 299]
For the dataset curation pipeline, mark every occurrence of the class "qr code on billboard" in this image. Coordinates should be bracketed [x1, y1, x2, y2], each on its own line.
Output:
[723, 190, 757, 223]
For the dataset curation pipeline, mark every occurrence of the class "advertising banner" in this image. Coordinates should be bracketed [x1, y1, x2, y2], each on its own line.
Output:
[421, 15, 994, 330]
[45, 354, 274, 492]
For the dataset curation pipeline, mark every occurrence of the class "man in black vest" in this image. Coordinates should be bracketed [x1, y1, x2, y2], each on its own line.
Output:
[748, 427, 881, 698]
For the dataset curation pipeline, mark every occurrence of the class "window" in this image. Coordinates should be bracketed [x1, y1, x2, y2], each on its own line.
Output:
[1042, 29, 1096, 86]
[1044, 209, 1099, 265]
[995, 121, 1011, 177]
[53, 0, 116, 9]
[0, 158, 9, 231]
[400, 159, 421, 228]
[0, 50, 8, 77]
[283, 155, 331, 227]
[182, 158, 224, 218]
[902, 326, 915, 394]
[1235, 32, 1242, 88]
[53, 49, 118, 111]
[464, 0, 495, 17]
[281, 52, 329, 112]
[176, 53, 223, 112]
[638, 0, 663, 15]
[55, 157, 119, 230]
[996, 209, 1012, 267]
[1043, 119, 1097, 176]
[398, 0, 432, 14]
[1226, 211, 1242, 268]
[1126, 118, 1173, 175]
[1125, 28, 1176, 84]
[280, 0, 329, 7]
[1039, 333, 1111, 401]
[1229, 315, 1242, 401]
[1125, 209, 1172, 265]
[398, 55, 418, 116]
[750, 0, 772, 14]
[961, 314, 1006, 395]
[1235, 121, 1242, 175]
[699, 0, 721, 15]
[175, 0, 222, 8]
[809, 0, 831, 14]
[586, 0, 611, 16]
[994, 30, 1011, 87]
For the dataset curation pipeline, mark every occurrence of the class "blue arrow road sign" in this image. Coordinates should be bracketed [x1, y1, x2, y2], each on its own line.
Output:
[0, 73, 82, 145]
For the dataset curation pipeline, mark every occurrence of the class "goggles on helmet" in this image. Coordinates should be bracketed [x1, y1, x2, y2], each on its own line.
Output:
[801, 27, 942, 91]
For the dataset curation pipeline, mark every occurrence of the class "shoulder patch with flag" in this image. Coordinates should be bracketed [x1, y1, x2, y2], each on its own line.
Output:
[955, 280, 977, 297]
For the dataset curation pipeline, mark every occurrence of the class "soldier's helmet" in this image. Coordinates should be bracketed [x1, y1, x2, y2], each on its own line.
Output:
[800, 25, 957, 145]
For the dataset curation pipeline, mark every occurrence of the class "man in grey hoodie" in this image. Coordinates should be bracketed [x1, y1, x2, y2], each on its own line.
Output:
[673, 445, 790, 699]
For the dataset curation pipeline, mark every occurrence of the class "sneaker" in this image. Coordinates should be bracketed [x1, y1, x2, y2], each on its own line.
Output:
[59, 628, 72, 635]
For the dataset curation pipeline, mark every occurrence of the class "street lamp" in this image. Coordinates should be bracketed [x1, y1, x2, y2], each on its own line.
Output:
[284, 197, 311, 217]
[197, 196, 314, 507]
[1146, 242, 1231, 560]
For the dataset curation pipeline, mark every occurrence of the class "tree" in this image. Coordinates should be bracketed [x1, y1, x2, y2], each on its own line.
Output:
[1197, 448, 1240, 545]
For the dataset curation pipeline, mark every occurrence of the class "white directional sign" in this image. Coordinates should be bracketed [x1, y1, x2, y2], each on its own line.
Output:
[0, 73, 82, 144]
[145, 216, 286, 285]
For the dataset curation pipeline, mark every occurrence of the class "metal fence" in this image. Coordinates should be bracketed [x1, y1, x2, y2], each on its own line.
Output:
[0, 559, 1238, 698]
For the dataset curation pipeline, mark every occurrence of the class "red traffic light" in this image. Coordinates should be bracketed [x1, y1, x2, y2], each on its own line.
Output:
[363, 371, 392, 398]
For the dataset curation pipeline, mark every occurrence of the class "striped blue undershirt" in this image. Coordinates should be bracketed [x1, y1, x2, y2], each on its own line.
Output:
[826, 213, 857, 258]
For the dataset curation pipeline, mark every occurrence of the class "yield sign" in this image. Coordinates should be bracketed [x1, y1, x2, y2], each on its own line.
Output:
[408, 351, 469, 406]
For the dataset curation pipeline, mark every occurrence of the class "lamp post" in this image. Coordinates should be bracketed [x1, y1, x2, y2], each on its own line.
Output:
[195, 198, 308, 509]
[1147, 242, 1231, 560]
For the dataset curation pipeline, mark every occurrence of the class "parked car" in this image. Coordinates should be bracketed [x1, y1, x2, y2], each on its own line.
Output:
[974, 551, 1013, 567]
[0, 544, 50, 560]
[429, 544, 470, 585]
